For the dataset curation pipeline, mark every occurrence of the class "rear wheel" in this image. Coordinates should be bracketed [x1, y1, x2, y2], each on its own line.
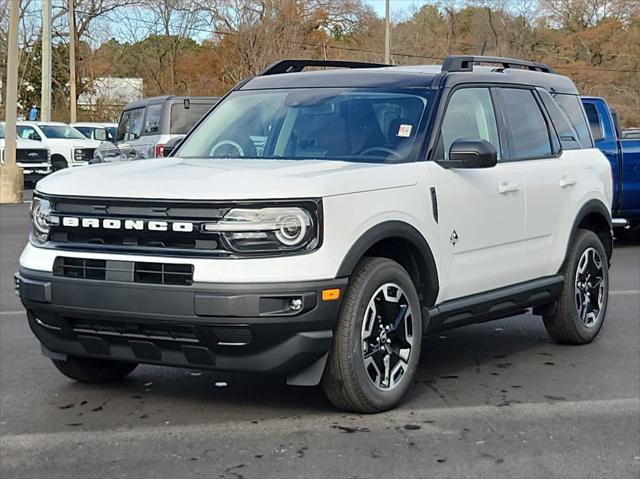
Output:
[52, 356, 138, 383]
[322, 257, 422, 413]
[543, 229, 609, 344]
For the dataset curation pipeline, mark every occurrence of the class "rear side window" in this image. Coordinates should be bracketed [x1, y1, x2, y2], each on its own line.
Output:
[143, 104, 162, 135]
[495, 88, 552, 160]
[170, 103, 213, 134]
[582, 103, 604, 142]
[553, 94, 593, 147]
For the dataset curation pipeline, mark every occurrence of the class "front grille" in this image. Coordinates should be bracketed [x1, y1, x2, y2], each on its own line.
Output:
[134, 262, 193, 285]
[16, 149, 48, 164]
[79, 148, 96, 160]
[53, 257, 194, 285]
[47, 197, 231, 255]
[54, 257, 107, 280]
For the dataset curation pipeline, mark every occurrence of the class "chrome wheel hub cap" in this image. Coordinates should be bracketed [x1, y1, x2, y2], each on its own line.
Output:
[361, 283, 414, 391]
[575, 247, 605, 328]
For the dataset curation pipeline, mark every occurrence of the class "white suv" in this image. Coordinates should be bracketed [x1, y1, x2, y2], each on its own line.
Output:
[16, 122, 102, 171]
[16, 57, 613, 413]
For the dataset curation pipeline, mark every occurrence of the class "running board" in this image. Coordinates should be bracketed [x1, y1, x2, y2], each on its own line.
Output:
[424, 275, 564, 334]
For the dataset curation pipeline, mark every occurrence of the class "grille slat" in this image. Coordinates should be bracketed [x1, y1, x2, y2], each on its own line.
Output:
[54, 257, 193, 286]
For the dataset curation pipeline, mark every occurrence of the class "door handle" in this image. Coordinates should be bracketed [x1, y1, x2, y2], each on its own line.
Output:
[560, 177, 577, 188]
[498, 181, 521, 195]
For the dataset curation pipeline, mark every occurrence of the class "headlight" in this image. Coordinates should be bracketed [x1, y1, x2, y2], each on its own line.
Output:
[203, 207, 318, 253]
[74, 149, 84, 161]
[30, 197, 58, 244]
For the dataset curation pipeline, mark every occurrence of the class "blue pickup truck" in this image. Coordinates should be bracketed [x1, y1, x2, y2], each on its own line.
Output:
[581, 97, 640, 239]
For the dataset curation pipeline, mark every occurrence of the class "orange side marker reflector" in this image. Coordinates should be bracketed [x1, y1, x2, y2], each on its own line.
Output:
[322, 288, 341, 301]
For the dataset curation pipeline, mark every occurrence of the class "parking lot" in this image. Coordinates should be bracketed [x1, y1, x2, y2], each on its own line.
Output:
[1, 194, 639, 478]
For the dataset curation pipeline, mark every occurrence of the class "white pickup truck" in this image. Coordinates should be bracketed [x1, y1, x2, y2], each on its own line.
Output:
[16, 122, 101, 171]
[0, 122, 51, 182]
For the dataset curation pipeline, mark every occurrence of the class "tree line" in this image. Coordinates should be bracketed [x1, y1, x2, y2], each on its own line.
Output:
[1, 0, 638, 126]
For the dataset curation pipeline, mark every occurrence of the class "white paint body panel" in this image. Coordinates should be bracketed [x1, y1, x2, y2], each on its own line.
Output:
[21, 147, 612, 304]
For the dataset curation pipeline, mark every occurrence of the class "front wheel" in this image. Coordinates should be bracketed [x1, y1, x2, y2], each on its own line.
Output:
[543, 229, 609, 344]
[322, 257, 422, 413]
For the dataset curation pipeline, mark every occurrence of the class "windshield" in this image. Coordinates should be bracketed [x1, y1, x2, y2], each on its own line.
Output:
[0, 123, 5, 139]
[39, 125, 87, 140]
[177, 89, 429, 163]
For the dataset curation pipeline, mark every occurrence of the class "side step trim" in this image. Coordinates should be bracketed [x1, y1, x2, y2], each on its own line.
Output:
[425, 275, 564, 334]
[612, 218, 629, 229]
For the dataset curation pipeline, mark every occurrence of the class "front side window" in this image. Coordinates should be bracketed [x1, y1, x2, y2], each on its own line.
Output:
[143, 104, 162, 135]
[436, 87, 501, 161]
[17, 125, 41, 141]
[495, 88, 552, 160]
[116, 108, 145, 142]
[177, 89, 429, 164]
[38, 125, 86, 139]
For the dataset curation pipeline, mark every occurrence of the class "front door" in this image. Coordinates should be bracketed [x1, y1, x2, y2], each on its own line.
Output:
[427, 87, 526, 302]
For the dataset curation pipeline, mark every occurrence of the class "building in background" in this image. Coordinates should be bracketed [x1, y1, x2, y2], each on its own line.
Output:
[78, 77, 143, 121]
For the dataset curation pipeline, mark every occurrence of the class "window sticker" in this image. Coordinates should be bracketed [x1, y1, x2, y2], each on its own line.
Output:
[397, 124, 412, 137]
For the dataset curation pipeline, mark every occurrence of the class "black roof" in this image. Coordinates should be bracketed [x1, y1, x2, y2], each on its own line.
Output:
[241, 60, 578, 95]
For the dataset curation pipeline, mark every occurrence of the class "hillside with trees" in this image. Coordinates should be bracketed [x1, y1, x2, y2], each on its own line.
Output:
[1, 0, 638, 125]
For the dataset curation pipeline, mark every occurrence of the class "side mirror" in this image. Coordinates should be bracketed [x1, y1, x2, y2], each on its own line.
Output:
[447, 139, 497, 169]
[94, 129, 107, 141]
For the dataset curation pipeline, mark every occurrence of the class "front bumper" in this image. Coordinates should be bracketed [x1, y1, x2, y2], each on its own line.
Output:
[16, 268, 346, 376]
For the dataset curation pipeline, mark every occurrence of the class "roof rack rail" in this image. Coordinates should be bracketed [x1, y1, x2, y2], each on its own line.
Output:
[260, 59, 390, 76]
[441, 55, 555, 74]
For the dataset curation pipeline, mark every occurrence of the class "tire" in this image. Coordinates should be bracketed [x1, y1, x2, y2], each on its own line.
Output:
[543, 229, 609, 344]
[322, 257, 422, 413]
[52, 356, 138, 383]
[51, 156, 68, 172]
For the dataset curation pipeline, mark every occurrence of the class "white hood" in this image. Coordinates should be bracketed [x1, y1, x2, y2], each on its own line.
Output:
[17, 138, 49, 150]
[47, 138, 102, 149]
[36, 157, 419, 199]
[1, 138, 48, 150]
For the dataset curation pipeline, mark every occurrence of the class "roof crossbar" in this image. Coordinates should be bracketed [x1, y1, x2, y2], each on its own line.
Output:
[441, 55, 555, 74]
[260, 59, 390, 76]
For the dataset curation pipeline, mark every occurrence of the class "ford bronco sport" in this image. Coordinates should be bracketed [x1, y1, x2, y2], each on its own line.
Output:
[16, 56, 613, 413]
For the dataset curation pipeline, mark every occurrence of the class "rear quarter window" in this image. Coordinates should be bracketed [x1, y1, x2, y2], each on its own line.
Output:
[170, 103, 214, 135]
[553, 94, 593, 147]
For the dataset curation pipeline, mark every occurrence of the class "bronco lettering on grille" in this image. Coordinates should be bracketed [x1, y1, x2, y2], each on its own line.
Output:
[61, 217, 195, 232]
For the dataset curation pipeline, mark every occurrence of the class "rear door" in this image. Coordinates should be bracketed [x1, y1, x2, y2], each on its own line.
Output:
[428, 87, 526, 300]
[494, 87, 581, 280]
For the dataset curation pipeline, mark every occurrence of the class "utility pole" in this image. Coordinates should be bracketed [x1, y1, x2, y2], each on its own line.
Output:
[0, 0, 23, 203]
[41, 0, 52, 121]
[68, 0, 77, 122]
[384, 0, 391, 64]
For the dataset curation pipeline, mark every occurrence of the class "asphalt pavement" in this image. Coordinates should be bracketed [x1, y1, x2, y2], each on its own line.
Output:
[1, 196, 639, 478]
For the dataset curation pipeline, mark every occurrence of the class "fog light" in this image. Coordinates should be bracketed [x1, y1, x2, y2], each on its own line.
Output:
[289, 298, 303, 312]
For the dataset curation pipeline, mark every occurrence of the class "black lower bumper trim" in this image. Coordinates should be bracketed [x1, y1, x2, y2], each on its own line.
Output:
[17, 269, 346, 375]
